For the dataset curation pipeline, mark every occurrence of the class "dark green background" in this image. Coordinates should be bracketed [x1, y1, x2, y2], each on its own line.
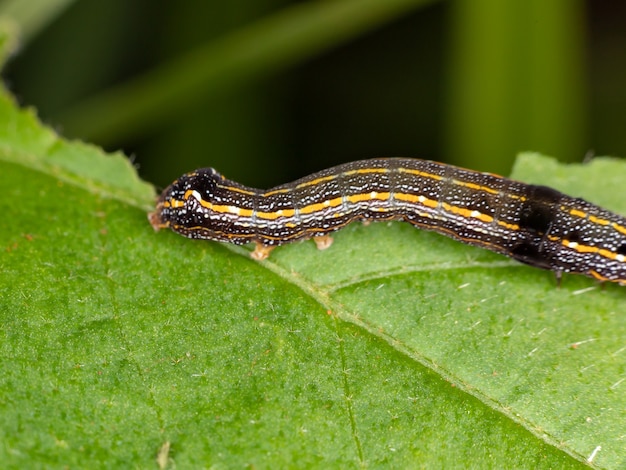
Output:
[5, 0, 626, 189]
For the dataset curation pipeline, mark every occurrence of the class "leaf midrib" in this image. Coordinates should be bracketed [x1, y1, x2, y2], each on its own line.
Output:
[249, 243, 587, 465]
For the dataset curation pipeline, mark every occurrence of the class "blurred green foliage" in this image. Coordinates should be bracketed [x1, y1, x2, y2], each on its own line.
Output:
[3, 0, 625, 188]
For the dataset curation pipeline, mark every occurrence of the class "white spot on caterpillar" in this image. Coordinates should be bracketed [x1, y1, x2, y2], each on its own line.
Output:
[190, 190, 202, 201]
[370, 191, 378, 199]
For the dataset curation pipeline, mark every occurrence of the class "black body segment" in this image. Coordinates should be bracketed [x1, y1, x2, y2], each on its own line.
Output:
[150, 158, 626, 284]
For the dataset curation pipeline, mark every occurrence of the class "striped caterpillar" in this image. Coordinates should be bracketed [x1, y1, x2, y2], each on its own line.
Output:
[150, 158, 626, 285]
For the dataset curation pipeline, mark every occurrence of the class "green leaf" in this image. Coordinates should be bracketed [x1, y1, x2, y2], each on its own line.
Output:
[1, 83, 624, 468]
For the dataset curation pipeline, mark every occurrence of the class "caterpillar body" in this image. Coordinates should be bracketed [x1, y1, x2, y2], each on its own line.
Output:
[150, 158, 626, 285]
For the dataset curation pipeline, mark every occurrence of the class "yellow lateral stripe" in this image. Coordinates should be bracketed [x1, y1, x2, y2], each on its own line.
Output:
[168, 199, 185, 208]
[262, 187, 290, 196]
[220, 185, 257, 196]
[394, 192, 438, 208]
[346, 192, 391, 204]
[568, 208, 587, 219]
[599, 248, 619, 260]
[212, 204, 254, 217]
[567, 243, 598, 254]
[454, 179, 500, 195]
[497, 220, 520, 230]
[255, 208, 297, 220]
[442, 202, 494, 223]
[263, 175, 338, 196]
[399, 168, 443, 181]
[562, 239, 621, 261]
[183, 182, 611, 241]
[568, 207, 626, 235]
[345, 168, 389, 176]
[588, 215, 610, 226]
[394, 192, 495, 223]
[299, 196, 344, 215]
[612, 222, 626, 236]
[183, 189, 256, 217]
[268, 168, 390, 197]
[295, 174, 337, 189]
[400, 168, 507, 198]
[589, 270, 610, 282]
[195, 198, 255, 217]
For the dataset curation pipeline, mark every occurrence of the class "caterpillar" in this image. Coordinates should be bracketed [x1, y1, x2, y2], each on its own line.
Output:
[149, 158, 626, 285]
